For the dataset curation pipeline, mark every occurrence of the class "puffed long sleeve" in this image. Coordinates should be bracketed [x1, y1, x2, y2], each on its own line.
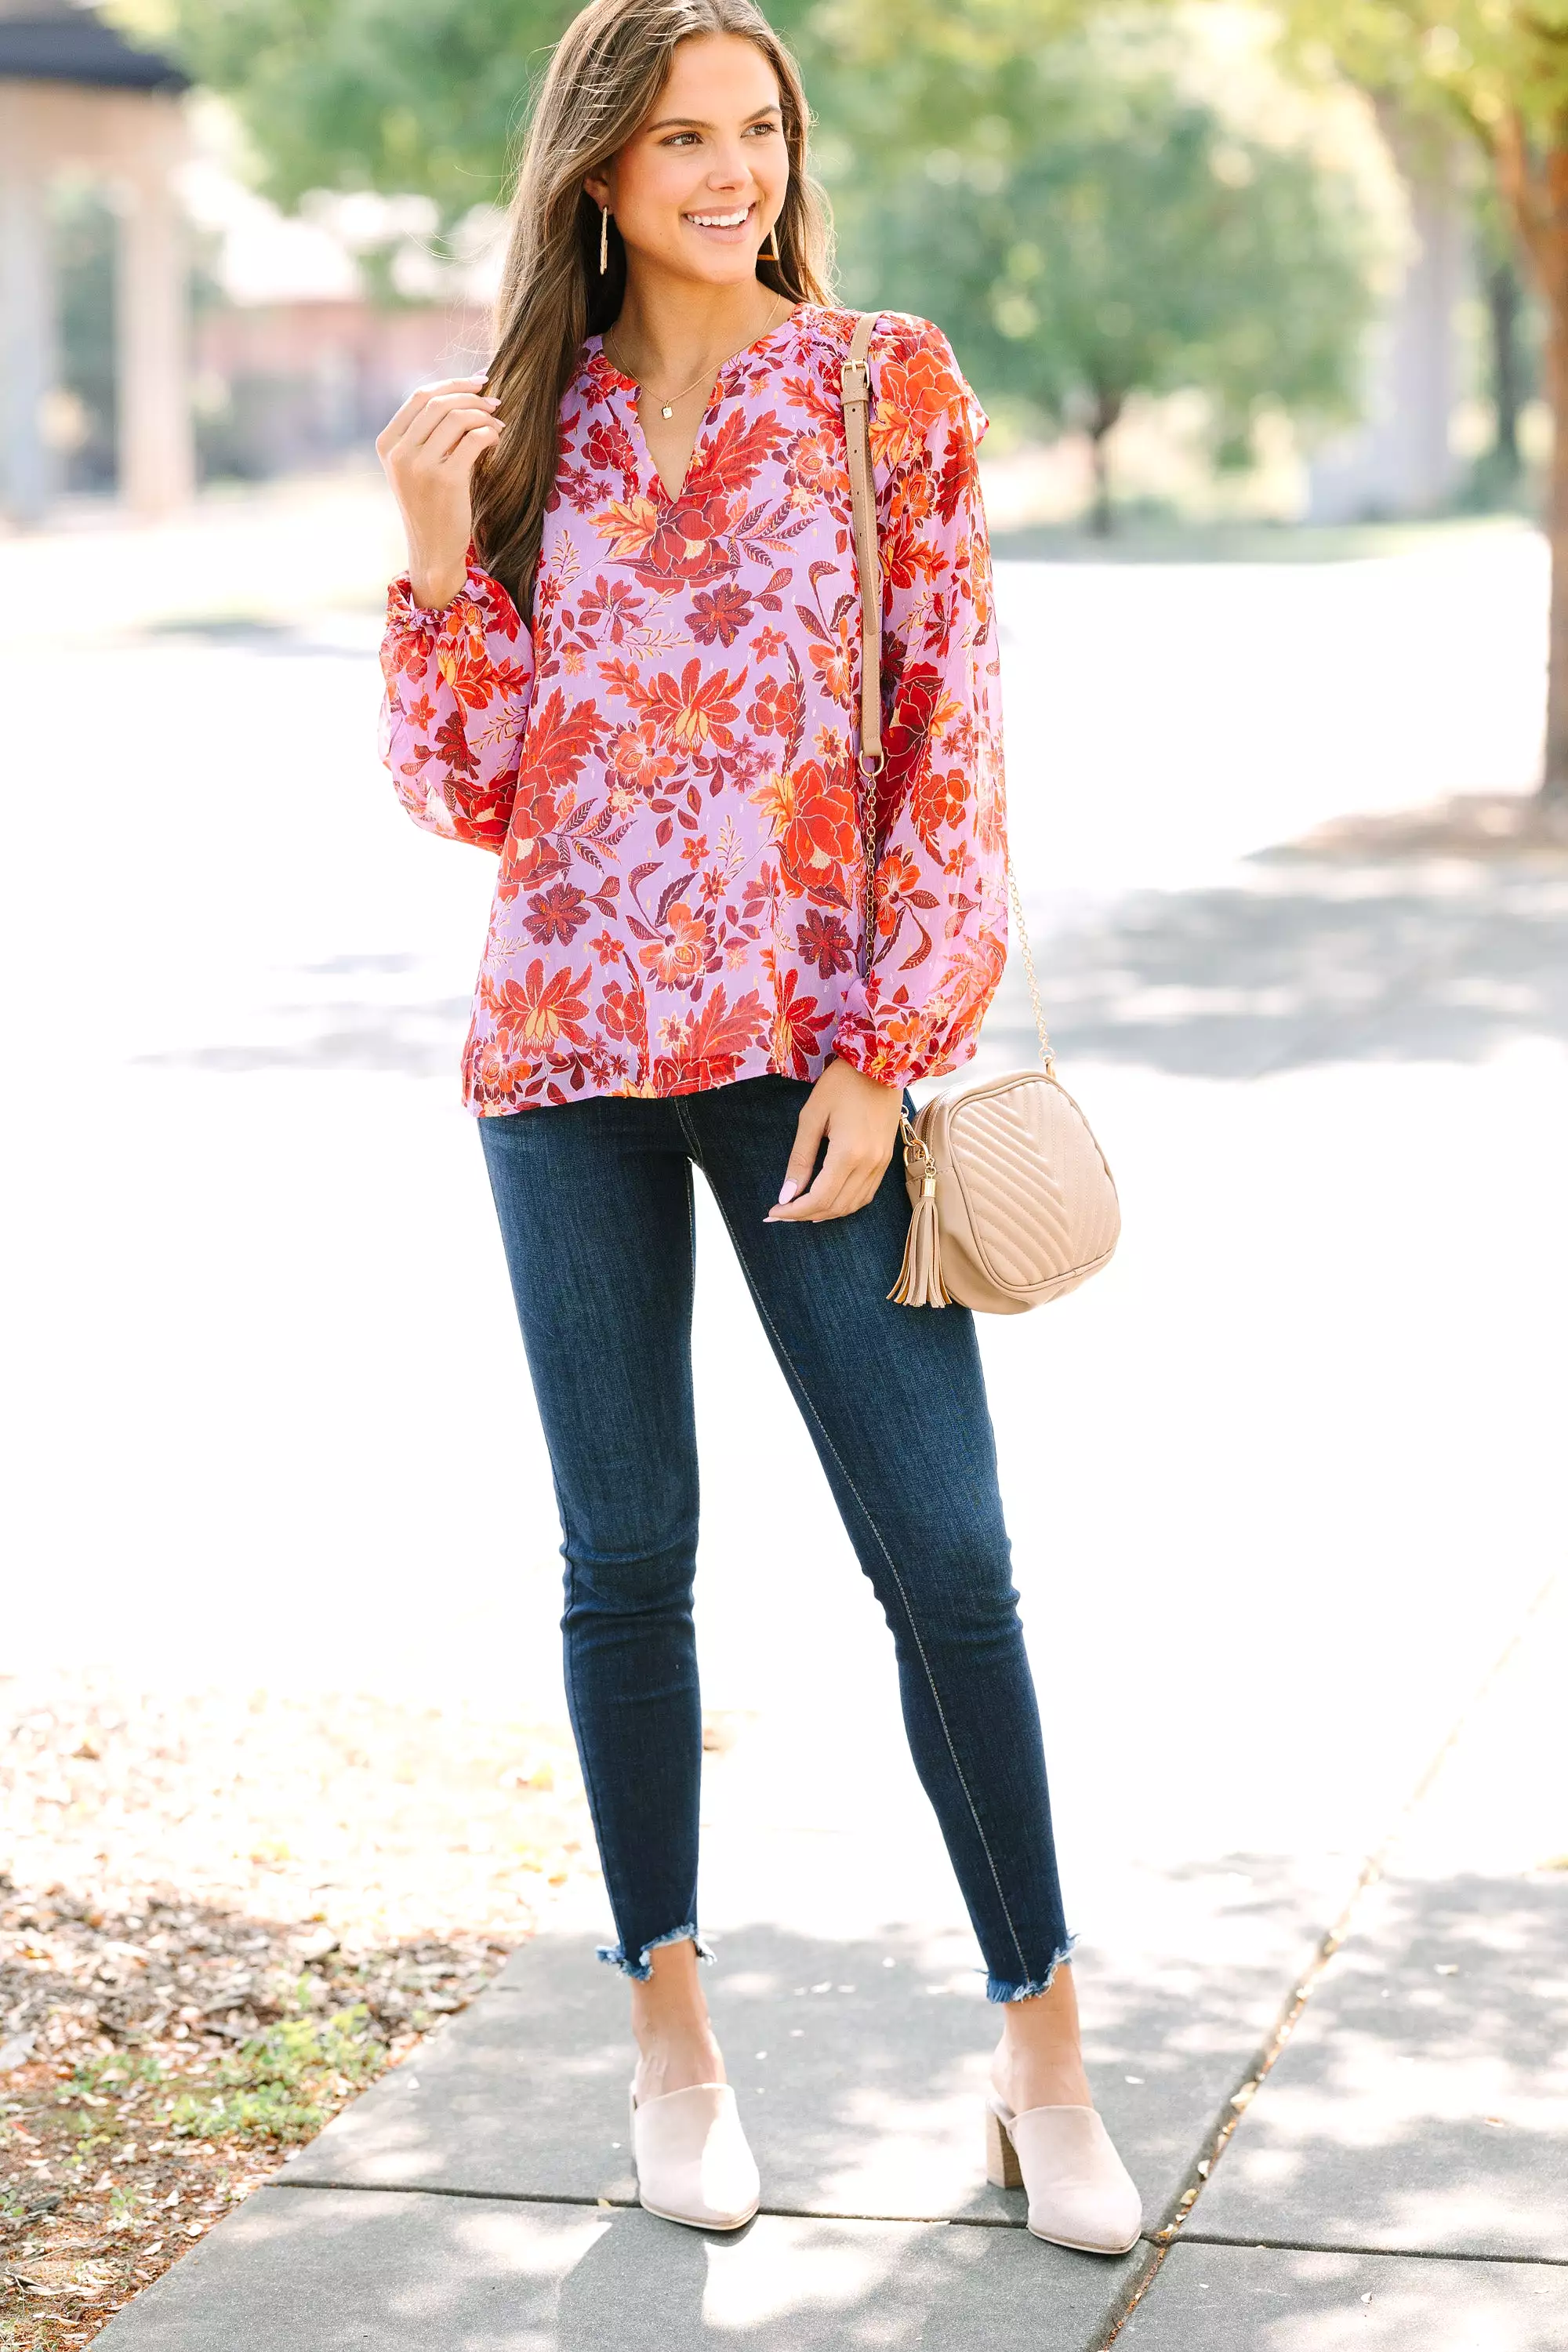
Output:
[379, 559, 535, 851]
[830, 318, 1008, 1091]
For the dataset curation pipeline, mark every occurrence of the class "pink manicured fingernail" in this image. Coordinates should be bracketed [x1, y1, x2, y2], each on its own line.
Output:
[777, 1179, 799, 1204]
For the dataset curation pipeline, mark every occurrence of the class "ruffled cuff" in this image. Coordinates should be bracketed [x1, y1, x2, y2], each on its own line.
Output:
[384, 552, 524, 641]
[831, 1014, 981, 1096]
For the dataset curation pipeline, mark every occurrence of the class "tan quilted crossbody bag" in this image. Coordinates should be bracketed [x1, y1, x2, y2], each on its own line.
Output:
[840, 312, 1121, 1314]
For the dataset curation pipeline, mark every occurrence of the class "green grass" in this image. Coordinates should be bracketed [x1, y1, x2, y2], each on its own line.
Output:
[988, 511, 1541, 564]
[41, 1991, 394, 2156]
[63, 2052, 166, 2097]
[165, 2006, 382, 2143]
[54, 1993, 386, 2145]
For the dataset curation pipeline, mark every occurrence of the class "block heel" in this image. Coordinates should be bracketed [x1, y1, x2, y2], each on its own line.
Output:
[985, 2097, 1142, 2256]
[985, 2101, 1024, 2190]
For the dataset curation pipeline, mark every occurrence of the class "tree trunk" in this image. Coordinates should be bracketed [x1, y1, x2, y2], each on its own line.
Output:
[1542, 298, 1568, 801]
[1085, 387, 1123, 538]
[1087, 429, 1112, 535]
[1483, 255, 1524, 477]
[1494, 120, 1568, 802]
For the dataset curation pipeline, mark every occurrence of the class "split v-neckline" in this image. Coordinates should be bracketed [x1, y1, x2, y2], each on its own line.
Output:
[595, 303, 807, 503]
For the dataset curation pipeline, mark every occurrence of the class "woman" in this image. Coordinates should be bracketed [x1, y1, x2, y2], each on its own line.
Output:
[376, 0, 1139, 2257]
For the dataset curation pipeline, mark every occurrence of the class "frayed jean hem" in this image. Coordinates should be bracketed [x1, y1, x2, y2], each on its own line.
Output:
[985, 1933, 1077, 2004]
[596, 1922, 715, 1983]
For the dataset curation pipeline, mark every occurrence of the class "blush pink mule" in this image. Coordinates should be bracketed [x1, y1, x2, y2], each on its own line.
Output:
[985, 2098, 1142, 2256]
[630, 2082, 760, 2231]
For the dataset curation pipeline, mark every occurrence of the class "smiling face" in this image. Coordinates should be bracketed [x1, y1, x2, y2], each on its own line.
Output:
[586, 32, 789, 291]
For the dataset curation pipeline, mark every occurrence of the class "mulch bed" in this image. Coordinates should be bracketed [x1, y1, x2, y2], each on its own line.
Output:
[0, 1675, 594, 2347]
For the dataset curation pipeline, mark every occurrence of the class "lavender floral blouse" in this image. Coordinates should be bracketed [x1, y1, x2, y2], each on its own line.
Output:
[379, 303, 1008, 1112]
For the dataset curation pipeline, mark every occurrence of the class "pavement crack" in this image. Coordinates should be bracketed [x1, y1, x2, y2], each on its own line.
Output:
[1094, 1573, 1562, 2344]
[271, 2177, 1058, 2228]
[1178, 2232, 1568, 2269]
[273, 2180, 641, 2212]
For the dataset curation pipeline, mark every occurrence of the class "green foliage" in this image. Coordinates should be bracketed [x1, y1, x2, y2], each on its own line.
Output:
[116, 0, 573, 210]
[165, 2005, 381, 2143]
[116, 0, 1096, 216]
[109, 0, 1378, 523]
[1268, 0, 1568, 551]
[1276, 0, 1568, 148]
[849, 34, 1373, 518]
[63, 2052, 165, 2096]
[795, 0, 1090, 163]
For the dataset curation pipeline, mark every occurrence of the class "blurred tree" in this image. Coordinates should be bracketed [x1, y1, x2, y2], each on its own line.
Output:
[112, 0, 571, 211]
[117, 0, 1370, 535]
[111, 0, 1084, 214]
[798, 0, 1088, 154]
[1272, 0, 1568, 797]
[849, 43, 1372, 530]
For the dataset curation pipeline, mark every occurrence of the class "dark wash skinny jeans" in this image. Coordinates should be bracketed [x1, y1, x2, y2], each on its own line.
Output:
[479, 1073, 1072, 2002]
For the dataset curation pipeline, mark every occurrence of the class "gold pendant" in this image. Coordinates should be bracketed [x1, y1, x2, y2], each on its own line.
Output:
[659, 404, 673, 419]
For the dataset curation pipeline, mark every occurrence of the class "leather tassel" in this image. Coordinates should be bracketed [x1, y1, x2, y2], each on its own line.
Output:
[888, 1174, 950, 1307]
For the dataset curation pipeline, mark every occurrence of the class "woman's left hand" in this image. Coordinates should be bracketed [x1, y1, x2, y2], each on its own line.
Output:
[766, 1059, 905, 1224]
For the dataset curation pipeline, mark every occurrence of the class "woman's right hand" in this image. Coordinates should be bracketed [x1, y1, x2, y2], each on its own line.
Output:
[376, 376, 505, 612]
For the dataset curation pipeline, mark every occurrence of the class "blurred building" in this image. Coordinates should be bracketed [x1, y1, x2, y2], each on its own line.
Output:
[191, 296, 488, 479]
[0, 0, 191, 521]
[178, 162, 497, 480]
[0, 3, 496, 520]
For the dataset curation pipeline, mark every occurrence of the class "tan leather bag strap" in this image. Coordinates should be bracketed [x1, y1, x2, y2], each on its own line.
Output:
[840, 310, 882, 770]
[838, 310, 1055, 1073]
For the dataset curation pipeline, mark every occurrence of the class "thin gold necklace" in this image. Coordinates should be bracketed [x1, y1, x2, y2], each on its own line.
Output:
[607, 297, 788, 419]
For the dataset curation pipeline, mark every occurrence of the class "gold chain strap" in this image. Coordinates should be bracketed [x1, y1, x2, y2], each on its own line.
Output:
[841, 312, 1054, 1083]
[1007, 862, 1055, 1076]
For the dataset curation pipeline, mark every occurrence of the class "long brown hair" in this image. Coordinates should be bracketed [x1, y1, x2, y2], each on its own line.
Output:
[471, 0, 833, 618]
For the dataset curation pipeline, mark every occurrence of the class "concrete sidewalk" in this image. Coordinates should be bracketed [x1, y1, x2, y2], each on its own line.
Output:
[1123, 1580, 1568, 2347]
[93, 1582, 1566, 2348]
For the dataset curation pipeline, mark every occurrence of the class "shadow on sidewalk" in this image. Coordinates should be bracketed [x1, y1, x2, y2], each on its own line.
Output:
[132, 855, 1568, 1087]
[988, 858, 1568, 1081]
[274, 1867, 1338, 2238]
[96, 2175, 1145, 2350]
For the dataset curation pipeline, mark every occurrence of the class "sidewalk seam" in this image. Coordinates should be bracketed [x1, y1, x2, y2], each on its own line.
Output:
[1178, 2232, 1568, 2269]
[269, 2176, 1091, 2230]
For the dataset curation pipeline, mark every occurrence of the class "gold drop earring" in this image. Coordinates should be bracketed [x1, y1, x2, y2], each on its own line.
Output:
[600, 204, 610, 274]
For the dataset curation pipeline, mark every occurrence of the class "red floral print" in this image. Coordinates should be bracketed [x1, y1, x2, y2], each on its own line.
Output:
[795, 908, 854, 979]
[379, 307, 1007, 1110]
[638, 899, 710, 992]
[689, 583, 753, 647]
[610, 722, 677, 797]
[750, 757, 858, 902]
[771, 965, 835, 1077]
[522, 883, 593, 946]
[653, 984, 770, 1096]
